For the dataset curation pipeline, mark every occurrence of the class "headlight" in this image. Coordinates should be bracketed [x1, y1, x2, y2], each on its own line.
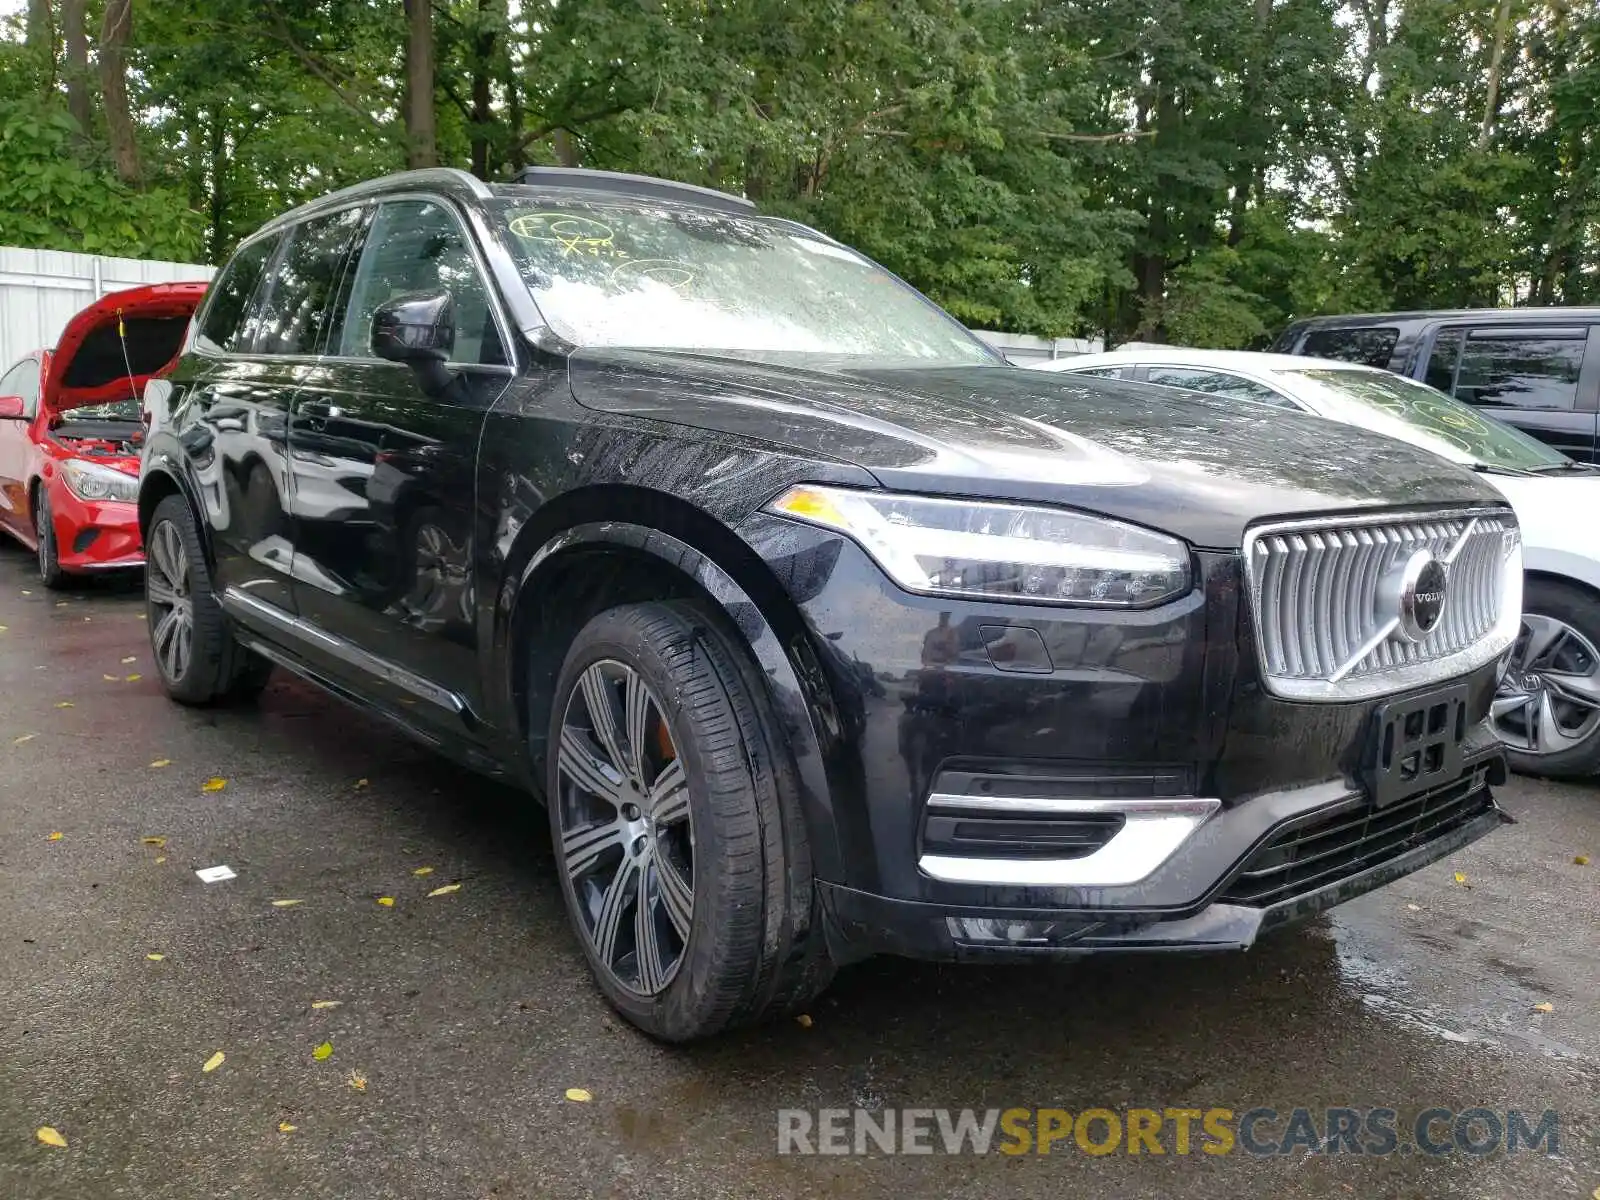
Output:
[60, 459, 139, 503]
[767, 484, 1191, 607]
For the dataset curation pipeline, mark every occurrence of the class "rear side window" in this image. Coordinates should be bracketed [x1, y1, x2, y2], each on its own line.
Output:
[1072, 366, 1126, 379]
[252, 207, 366, 356]
[1143, 365, 1295, 407]
[1444, 328, 1587, 411]
[197, 234, 279, 354]
[1299, 326, 1399, 369]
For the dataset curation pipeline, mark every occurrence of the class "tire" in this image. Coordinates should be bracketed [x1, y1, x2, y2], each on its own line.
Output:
[1494, 577, 1600, 779]
[34, 489, 67, 590]
[545, 600, 832, 1041]
[145, 493, 273, 706]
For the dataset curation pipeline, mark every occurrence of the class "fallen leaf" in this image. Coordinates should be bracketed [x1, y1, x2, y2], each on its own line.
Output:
[565, 1088, 592, 1103]
[146, 953, 165, 962]
[20, 589, 31, 595]
[148, 759, 171, 769]
[426, 883, 461, 898]
[1534, 1001, 1554, 1014]
[270, 899, 303, 908]
[202, 1051, 225, 1073]
[154, 857, 166, 865]
[141, 836, 167, 848]
[46, 832, 63, 841]
[1591, 1187, 1599, 1200]
[13, 734, 36, 744]
[1405, 903, 1421, 911]
[412, 866, 434, 876]
[312, 1041, 333, 1061]
[82, 617, 90, 623]
[35, 1127, 66, 1148]
[278, 1122, 296, 1134]
[54, 701, 73, 709]
[1577, 854, 1591, 866]
[376, 896, 395, 907]
[310, 1000, 342, 1010]
[1452, 872, 1467, 884]
[137, 613, 146, 620]
[201, 777, 226, 793]
[124, 674, 142, 683]
[795, 1014, 813, 1029]
[103, 674, 118, 682]
[121, 656, 136, 664]
[354, 778, 369, 789]
[347, 1071, 366, 1092]
[55, 601, 66, 607]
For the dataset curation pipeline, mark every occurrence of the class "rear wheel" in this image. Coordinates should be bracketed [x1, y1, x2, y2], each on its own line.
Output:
[145, 493, 272, 705]
[34, 489, 66, 590]
[1491, 577, 1600, 778]
[545, 600, 832, 1041]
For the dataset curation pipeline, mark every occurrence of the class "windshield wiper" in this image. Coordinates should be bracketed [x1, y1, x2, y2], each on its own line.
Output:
[1467, 463, 1537, 477]
[1525, 460, 1594, 475]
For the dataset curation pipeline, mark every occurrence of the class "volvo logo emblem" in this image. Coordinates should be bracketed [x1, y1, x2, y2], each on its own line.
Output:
[1392, 550, 1449, 643]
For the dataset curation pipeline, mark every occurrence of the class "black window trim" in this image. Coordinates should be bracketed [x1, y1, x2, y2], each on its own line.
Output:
[190, 226, 284, 359]
[1418, 320, 1600, 415]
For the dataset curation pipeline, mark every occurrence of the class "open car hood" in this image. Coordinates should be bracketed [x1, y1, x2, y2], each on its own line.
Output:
[44, 281, 208, 416]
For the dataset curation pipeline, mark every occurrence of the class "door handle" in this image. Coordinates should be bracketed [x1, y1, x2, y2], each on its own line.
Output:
[299, 399, 345, 421]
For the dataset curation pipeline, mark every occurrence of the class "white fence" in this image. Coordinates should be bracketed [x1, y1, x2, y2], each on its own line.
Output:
[0, 247, 214, 369]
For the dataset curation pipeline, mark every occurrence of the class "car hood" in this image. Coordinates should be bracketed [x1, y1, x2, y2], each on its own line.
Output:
[567, 350, 1504, 548]
[44, 282, 208, 417]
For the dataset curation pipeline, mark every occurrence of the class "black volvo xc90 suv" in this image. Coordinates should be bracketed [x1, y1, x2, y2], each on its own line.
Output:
[139, 166, 1523, 1040]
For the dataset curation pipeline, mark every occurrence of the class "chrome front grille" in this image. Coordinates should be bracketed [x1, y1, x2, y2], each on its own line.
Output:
[1244, 508, 1521, 701]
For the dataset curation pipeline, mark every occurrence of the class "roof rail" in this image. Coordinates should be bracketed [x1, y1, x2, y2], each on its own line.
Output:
[510, 166, 755, 215]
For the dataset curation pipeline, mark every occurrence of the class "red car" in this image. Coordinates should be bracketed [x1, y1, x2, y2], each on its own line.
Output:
[0, 282, 207, 587]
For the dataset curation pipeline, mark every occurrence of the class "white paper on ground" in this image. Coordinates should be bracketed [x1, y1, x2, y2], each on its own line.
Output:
[195, 865, 237, 883]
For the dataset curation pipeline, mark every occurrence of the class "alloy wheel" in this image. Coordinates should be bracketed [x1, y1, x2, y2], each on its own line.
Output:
[1490, 613, 1600, 756]
[555, 660, 694, 997]
[145, 519, 195, 684]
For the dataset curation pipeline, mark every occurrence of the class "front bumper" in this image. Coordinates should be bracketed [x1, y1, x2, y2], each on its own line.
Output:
[45, 478, 143, 571]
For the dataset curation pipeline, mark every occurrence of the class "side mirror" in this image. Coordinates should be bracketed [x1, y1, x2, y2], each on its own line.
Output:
[371, 292, 455, 365]
[0, 394, 26, 420]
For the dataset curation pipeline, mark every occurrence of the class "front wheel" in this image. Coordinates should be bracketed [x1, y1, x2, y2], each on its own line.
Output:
[1491, 577, 1600, 778]
[545, 600, 831, 1041]
[34, 489, 66, 590]
[145, 494, 273, 705]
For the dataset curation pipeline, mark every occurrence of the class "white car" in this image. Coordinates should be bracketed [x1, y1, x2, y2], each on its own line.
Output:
[1032, 346, 1600, 778]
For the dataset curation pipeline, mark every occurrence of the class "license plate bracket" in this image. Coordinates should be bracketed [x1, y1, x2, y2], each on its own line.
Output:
[1365, 683, 1469, 808]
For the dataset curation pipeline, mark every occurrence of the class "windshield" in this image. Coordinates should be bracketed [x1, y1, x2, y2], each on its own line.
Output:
[1292, 368, 1570, 471]
[489, 197, 997, 367]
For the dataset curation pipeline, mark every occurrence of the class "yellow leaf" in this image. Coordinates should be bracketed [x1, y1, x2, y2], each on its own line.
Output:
[347, 1071, 366, 1092]
[376, 896, 395, 907]
[426, 883, 461, 898]
[354, 778, 369, 789]
[121, 656, 136, 664]
[202, 1051, 225, 1073]
[54, 701, 74, 709]
[795, 1014, 813, 1029]
[565, 1088, 592, 1103]
[35, 1126, 66, 1148]
[1534, 1001, 1554, 1014]
[412, 866, 434, 876]
[278, 1122, 296, 1134]
[310, 1000, 342, 1010]
[201, 778, 226, 793]
[312, 1041, 333, 1061]
[1577, 854, 1591, 866]
[14, 734, 35, 744]
[271, 899, 303, 908]
[148, 759, 171, 769]
[146, 953, 165, 962]
[1452, 872, 1467, 884]
[125, 674, 142, 683]
[154, 857, 166, 865]
[47, 831, 63, 841]
[141, 836, 167, 848]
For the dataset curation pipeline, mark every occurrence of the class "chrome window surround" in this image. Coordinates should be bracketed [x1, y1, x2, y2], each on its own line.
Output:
[1242, 507, 1523, 703]
[917, 794, 1221, 888]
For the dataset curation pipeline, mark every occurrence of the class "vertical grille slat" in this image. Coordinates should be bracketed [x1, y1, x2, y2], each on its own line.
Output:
[1244, 510, 1514, 699]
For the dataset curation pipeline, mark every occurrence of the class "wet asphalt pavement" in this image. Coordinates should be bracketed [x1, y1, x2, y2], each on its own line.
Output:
[0, 543, 1596, 1200]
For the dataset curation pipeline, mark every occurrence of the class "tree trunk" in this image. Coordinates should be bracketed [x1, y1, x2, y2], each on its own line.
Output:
[27, 0, 54, 94]
[503, 49, 524, 174]
[1228, 0, 1276, 246]
[1477, 0, 1515, 150]
[62, 0, 91, 134]
[552, 127, 577, 167]
[208, 107, 228, 264]
[469, 0, 500, 179]
[404, 0, 438, 169]
[99, 0, 143, 188]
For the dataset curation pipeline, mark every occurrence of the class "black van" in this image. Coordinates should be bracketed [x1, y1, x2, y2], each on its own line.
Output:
[1273, 309, 1600, 461]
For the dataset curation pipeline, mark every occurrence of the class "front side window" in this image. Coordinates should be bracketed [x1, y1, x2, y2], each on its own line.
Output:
[1143, 366, 1293, 407]
[1300, 326, 1400, 369]
[338, 200, 505, 366]
[488, 196, 996, 367]
[253, 208, 366, 356]
[197, 233, 280, 355]
[1451, 329, 1587, 411]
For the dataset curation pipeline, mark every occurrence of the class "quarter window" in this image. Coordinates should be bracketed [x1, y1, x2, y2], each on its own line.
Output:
[0, 359, 39, 418]
[1072, 366, 1126, 379]
[337, 200, 505, 366]
[252, 208, 366, 356]
[1143, 366, 1293, 407]
[196, 233, 280, 355]
[1299, 327, 1400, 369]
[1449, 329, 1587, 411]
